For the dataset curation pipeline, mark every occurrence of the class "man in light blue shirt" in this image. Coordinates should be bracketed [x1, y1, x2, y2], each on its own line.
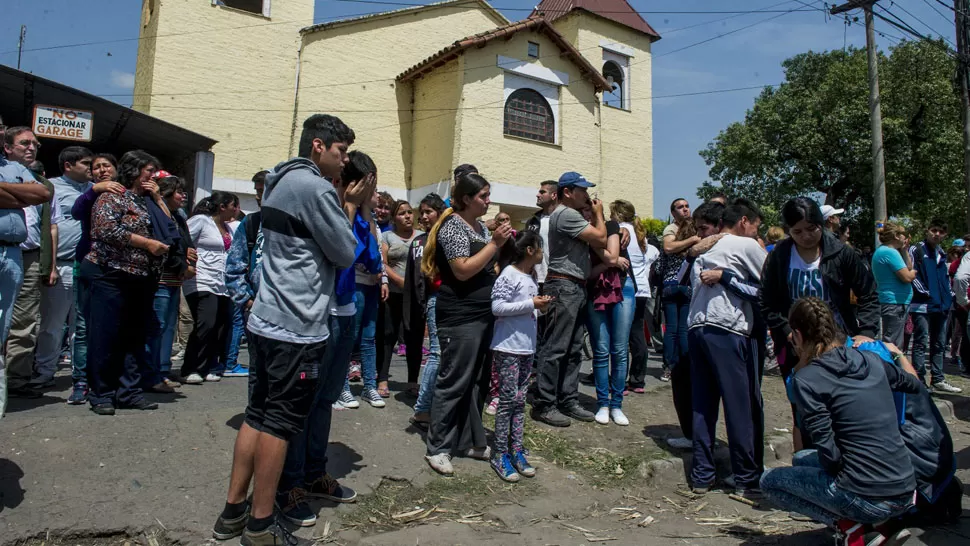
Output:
[0, 137, 53, 416]
[32, 146, 92, 387]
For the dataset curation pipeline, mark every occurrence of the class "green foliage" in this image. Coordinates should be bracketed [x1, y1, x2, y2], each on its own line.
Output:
[639, 217, 667, 238]
[700, 39, 966, 234]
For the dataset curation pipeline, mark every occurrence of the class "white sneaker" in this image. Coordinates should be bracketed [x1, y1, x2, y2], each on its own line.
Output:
[594, 407, 610, 425]
[333, 390, 360, 410]
[184, 373, 204, 385]
[610, 408, 629, 426]
[932, 381, 962, 393]
[362, 388, 386, 408]
[425, 453, 454, 476]
[666, 437, 693, 450]
[465, 446, 491, 460]
[205, 373, 222, 382]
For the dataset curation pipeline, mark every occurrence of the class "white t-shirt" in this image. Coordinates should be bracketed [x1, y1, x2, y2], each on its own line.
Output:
[183, 215, 230, 296]
[536, 214, 551, 284]
[620, 222, 659, 298]
[788, 250, 825, 301]
[490, 265, 539, 355]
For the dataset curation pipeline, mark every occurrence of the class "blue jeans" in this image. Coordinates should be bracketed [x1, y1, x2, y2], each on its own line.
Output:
[145, 284, 181, 384]
[911, 312, 948, 384]
[0, 246, 25, 417]
[220, 303, 245, 369]
[280, 313, 357, 492]
[662, 286, 690, 370]
[587, 278, 636, 409]
[414, 294, 439, 414]
[761, 450, 914, 526]
[345, 284, 378, 392]
[72, 260, 90, 383]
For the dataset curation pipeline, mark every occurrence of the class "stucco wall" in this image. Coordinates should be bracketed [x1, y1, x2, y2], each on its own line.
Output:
[569, 13, 655, 220]
[133, 0, 313, 185]
[296, 7, 505, 196]
[410, 58, 463, 190]
[133, 0, 159, 113]
[456, 30, 602, 208]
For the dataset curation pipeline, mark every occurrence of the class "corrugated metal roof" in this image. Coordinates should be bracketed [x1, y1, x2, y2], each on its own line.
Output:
[532, 0, 661, 40]
[397, 16, 612, 92]
[301, 0, 509, 34]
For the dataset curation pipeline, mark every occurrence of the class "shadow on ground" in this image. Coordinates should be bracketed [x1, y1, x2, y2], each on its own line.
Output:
[0, 458, 25, 514]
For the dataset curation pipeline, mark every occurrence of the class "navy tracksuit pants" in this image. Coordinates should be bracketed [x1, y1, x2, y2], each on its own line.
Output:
[688, 325, 764, 489]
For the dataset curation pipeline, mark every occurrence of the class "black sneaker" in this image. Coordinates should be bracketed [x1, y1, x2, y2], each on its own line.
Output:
[212, 501, 250, 540]
[304, 474, 357, 503]
[560, 402, 595, 422]
[240, 520, 314, 546]
[275, 488, 316, 527]
[122, 399, 159, 411]
[531, 407, 571, 427]
[90, 403, 115, 416]
[580, 372, 595, 386]
[8, 385, 43, 399]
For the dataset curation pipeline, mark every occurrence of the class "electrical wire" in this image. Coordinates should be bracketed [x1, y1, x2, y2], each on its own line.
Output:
[886, 0, 955, 47]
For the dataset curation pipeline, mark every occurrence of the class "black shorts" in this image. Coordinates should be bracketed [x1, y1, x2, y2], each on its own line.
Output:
[244, 332, 326, 440]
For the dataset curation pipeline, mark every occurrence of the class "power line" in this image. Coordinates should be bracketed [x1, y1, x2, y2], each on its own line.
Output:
[660, 0, 805, 35]
[886, 0, 956, 47]
[333, 0, 820, 14]
[655, 6, 807, 58]
[921, 0, 956, 25]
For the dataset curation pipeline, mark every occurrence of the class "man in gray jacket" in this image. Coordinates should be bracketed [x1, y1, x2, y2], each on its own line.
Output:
[213, 114, 363, 546]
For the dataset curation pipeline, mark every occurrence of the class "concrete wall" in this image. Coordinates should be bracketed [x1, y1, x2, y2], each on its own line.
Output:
[455, 30, 602, 208]
[566, 13, 655, 220]
[410, 58, 463, 191]
[133, 0, 313, 187]
[296, 6, 505, 199]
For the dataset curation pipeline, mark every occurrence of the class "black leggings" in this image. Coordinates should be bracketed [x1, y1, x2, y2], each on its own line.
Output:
[377, 292, 405, 383]
[627, 297, 652, 388]
[180, 292, 231, 378]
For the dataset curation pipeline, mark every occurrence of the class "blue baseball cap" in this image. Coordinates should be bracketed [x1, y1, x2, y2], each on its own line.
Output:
[954, 238, 966, 247]
[558, 171, 595, 189]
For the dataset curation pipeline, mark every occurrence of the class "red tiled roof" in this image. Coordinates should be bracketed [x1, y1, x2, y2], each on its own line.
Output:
[397, 16, 613, 92]
[532, 0, 661, 40]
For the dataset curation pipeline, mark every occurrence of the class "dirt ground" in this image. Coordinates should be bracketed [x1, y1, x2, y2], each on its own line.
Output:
[2, 349, 969, 546]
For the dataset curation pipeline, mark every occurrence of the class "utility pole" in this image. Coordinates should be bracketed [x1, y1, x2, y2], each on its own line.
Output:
[831, 0, 887, 242]
[956, 0, 970, 229]
[16, 25, 25, 70]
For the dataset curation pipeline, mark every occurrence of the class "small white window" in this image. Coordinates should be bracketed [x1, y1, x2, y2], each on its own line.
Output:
[528, 42, 540, 58]
[213, 0, 271, 17]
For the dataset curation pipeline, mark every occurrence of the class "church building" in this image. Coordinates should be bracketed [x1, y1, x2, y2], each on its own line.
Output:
[134, 0, 659, 221]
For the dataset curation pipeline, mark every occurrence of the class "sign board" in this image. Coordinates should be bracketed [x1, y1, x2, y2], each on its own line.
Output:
[32, 105, 94, 142]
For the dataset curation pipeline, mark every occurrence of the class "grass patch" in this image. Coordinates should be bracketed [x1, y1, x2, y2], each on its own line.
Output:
[343, 472, 539, 533]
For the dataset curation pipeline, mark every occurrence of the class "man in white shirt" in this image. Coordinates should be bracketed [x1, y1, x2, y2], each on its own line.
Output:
[2, 128, 60, 398]
[525, 180, 558, 288]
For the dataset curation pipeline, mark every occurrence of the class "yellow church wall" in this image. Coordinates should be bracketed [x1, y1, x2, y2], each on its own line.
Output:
[455, 30, 602, 208]
[296, 6, 506, 198]
[410, 58, 463, 192]
[569, 13, 655, 220]
[133, 0, 314, 189]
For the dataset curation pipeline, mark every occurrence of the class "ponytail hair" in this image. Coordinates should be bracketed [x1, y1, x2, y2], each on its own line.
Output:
[788, 297, 845, 362]
[191, 190, 238, 217]
[610, 199, 645, 252]
[421, 173, 490, 279]
[499, 230, 542, 269]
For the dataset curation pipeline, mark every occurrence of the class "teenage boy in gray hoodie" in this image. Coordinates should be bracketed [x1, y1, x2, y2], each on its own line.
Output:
[212, 114, 367, 546]
[686, 198, 767, 497]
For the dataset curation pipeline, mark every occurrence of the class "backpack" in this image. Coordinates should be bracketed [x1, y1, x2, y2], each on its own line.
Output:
[244, 211, 262, 256]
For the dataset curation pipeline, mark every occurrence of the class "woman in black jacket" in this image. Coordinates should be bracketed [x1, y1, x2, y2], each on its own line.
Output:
[759, 197, 878, 450]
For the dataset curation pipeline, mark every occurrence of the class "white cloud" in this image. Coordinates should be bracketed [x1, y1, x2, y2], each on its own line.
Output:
[110, 70, 135, 90]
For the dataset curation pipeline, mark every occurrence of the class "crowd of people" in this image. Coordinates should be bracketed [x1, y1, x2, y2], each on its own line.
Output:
[0, 112, 966, 546]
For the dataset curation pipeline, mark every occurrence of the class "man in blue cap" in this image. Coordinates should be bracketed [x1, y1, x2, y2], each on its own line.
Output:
[532, 171, 607, 427]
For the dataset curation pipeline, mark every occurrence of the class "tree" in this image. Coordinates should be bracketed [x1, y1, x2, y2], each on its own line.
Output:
[699, 39, 965, 236]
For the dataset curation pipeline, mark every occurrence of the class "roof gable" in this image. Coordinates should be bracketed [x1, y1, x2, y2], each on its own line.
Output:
[301, 0, 509, 35]
[397, 16, 612, 92]
[532, 0, 661, 40]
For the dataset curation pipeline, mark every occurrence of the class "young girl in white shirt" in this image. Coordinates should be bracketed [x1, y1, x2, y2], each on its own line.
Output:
[489, 230, 552, 482]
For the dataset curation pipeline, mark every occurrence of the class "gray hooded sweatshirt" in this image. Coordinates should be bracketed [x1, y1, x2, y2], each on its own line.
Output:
[250, 158, 357, 340]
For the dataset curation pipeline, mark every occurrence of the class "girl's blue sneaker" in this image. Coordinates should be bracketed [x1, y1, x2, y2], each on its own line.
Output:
[512, 450, 536, 478]
[491, 454, 520, 483]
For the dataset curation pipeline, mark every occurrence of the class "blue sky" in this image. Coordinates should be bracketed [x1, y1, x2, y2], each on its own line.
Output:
[0, 0, 957, 219]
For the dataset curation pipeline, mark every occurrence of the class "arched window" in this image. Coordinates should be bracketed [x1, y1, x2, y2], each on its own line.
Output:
[603, 61, 624, 109]
[504, 88, 555, 143]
